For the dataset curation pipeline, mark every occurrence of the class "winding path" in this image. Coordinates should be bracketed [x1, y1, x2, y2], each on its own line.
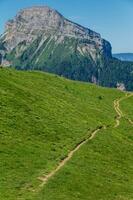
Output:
[114, 93, 133, 128]
[128, 119, 133, 125]
[35, 92, 133, 190]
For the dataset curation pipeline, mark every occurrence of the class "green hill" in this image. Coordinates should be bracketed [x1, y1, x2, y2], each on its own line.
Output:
[0, 68, 133, 200]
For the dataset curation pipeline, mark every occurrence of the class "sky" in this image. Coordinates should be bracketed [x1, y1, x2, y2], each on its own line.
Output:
[0, 0, 132, 53]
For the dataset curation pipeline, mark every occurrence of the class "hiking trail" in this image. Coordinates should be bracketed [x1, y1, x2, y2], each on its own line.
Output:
[114, 93, 133, 128]
[38, 127, 102, 187]
[32, 92, 133, 191]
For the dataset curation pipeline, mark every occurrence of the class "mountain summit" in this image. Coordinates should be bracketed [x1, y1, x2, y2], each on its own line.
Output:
[1, 6, 111, 57]
[0, 6, 133, 90]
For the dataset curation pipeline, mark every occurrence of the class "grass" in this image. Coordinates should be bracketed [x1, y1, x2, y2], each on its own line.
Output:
[35, 119, 133, 200]
[0, 68, 132, 200]
[120, 95, 133, 121]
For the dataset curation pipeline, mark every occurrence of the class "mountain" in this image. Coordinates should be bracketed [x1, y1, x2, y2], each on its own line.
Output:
[113, 53, 133, 61]
[0, 6, 133, 91]
[0, 6, 111, 69]
[0, 68, 133, 199]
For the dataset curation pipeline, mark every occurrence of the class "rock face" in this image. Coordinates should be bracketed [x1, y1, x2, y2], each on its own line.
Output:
[0, 6, 133, 91]
[117, 83, 125, 91]
[1, 6, 111, 58]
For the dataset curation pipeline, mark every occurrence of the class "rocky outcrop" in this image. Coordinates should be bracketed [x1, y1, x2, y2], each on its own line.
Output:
[1, 6, 111, 59]
[117, 83, 126, 91]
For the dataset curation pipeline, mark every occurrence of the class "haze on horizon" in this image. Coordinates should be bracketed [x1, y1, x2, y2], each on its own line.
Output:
[0, 0, 132, 53]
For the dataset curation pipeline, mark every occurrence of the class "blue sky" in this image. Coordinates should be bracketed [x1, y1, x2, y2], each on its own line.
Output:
[0, 0, 132, 53]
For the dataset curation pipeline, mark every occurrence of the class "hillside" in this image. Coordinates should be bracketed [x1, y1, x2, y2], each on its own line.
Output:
[113, 53, 133, 61]
[0, 6, 133, 91]
[0, 68, 133, 200]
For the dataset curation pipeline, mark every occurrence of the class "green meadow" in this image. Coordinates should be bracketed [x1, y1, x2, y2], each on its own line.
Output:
[35, 119, 133, 200]
[0, 68, 132, 200]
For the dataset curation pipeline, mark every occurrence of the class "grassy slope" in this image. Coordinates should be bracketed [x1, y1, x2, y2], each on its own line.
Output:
[121, 95, 133, 121]
[36, 119, 133, 200]
[0, 68, 132, 200]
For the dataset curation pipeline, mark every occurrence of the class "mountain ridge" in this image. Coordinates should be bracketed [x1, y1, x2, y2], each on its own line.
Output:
[113, 53, 133, 61]
[1, 6, 111, 56]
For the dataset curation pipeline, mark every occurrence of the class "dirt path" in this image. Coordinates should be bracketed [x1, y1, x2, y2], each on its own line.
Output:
[38, 127, 102, 187]
[114, 93, 133, 128]
[128, 119, 133, 125]
[35, 93, 133, 190]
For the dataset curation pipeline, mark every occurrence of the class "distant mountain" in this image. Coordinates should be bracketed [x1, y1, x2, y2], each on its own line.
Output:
[0, 6, 133, 90]
[113, 53, 133, 61]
